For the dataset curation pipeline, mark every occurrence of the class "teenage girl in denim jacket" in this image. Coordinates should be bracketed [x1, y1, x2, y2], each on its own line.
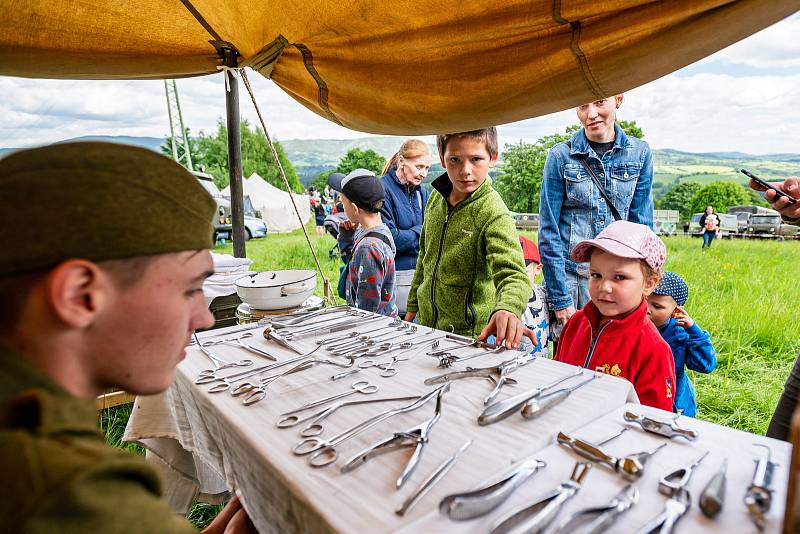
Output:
[538, 94, 654, 337]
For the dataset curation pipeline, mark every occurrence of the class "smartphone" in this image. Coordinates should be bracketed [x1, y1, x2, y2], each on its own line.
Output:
[740, 168, 797, 205]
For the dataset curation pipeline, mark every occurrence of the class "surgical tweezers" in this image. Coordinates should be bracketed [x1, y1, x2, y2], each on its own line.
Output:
[340, 385, 447, 488]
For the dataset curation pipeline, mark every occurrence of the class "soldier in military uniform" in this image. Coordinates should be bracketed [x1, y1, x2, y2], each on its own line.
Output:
[0, 143, 256, 533]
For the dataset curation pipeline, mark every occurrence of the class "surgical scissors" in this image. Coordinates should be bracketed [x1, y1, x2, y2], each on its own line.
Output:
[331, 325, 417, 356]
[340, 385, 447, 488]
[357, 356, 410, 377]
[279, 380, 379, 418]
[196, 344, 322, 388]
[193, 333, 253, 379]
[292, 384, 449, 468]
[230, 360, 314, 405]
[276, 395, 419, 437]
[200, 332, 276, 361]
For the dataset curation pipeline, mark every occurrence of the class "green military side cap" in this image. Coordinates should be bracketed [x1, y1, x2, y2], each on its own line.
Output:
[0, 142, 216, 277]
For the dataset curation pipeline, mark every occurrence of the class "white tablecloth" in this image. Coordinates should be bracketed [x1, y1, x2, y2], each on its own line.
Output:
[124, 320, 789, 533]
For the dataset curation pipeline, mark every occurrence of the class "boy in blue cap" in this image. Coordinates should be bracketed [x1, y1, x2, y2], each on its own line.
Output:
[646, 272, 717, 416]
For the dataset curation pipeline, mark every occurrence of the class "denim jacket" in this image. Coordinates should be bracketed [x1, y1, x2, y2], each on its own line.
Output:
[538, 124, 654, 310]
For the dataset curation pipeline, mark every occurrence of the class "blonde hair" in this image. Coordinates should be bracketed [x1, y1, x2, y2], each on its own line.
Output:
[436, 127, 499, 159]
[382, 139, 432, 176]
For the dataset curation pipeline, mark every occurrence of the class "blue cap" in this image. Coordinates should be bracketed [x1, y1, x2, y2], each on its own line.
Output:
[653, 271, 689, 306]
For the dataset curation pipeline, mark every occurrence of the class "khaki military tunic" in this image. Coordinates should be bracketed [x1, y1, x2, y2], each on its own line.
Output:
[0, 344, 196, 533]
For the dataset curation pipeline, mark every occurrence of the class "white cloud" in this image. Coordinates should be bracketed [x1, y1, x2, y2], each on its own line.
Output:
[1, 14, 799, 154]
[696, 13, 800, 69]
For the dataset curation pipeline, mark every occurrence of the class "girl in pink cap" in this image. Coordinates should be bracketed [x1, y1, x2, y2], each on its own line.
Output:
[553, 220, 676, 411]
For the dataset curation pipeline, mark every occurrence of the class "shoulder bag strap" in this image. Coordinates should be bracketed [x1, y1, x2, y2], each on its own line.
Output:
[574, 154, 624, 221]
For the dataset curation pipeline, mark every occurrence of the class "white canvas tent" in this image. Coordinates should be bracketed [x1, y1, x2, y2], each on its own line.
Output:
[223, 173, 310, 233]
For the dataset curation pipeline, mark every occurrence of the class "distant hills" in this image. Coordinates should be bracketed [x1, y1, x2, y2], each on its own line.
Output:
[3, 135, 798, 194]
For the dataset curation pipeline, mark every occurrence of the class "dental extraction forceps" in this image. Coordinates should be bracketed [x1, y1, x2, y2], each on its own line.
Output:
[490, 462, 592, 534]
[553, 484, 639, 534]
[193, 333, 253, 379]
[424, 354, 534, 405]
[636, 488, 691, 534]
[200, 332, 276, 361]
[340, 385, 447, 488]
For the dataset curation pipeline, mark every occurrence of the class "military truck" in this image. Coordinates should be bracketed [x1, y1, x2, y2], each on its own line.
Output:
[746, 209, 799, 238]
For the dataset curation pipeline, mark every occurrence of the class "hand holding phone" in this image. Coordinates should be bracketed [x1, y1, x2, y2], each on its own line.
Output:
[741, 168, 798, 205]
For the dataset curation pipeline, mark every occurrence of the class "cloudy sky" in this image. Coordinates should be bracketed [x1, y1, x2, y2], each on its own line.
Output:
[1, 12, 798, 154]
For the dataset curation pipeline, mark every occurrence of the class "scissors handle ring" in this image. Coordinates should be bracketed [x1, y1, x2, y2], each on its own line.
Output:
[309, 446, 339, 468]
[352, 380, 379, 393]
[293, 438, 324, 456]
[207, 382, 231, 393]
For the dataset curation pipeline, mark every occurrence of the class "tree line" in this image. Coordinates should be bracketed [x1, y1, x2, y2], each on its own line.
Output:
[165, 119, 766, 219]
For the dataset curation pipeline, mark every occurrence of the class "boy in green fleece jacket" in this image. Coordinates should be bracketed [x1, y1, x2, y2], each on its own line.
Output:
[404, 127, 533, 348]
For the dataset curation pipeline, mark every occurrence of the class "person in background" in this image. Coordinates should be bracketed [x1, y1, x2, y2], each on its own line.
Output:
[314, 198, 326, 236]
[405, 127, 532, 348]
[750, 175, 800, 441]
[379, 139, 432, 315]
[698, 205, 719, 249]
[0, 142, 255, 533]
[647, 272, 717, 417]
[554, 220, 675, 411]
[329, 169, 398, 316]
[538, 94, 653, 339]
[518, 236, 550, 357]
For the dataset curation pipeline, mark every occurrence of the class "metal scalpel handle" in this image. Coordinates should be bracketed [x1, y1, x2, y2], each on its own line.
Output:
[438, 458, 547, 520]
[699, 458, 727, 518]
[395, 440, 473, 516]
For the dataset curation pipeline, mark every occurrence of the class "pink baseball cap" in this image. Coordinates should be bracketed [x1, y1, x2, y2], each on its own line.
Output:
[571, 220, 666, 271]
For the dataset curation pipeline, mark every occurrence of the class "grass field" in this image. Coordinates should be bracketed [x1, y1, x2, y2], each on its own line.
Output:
[99, 223, 800, 525]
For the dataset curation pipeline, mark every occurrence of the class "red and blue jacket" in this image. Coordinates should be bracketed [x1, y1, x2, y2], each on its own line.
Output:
[555, 298, 676, 412]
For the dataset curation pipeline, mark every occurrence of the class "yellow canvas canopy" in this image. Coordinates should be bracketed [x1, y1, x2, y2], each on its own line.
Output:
[0, 1, 797, 134]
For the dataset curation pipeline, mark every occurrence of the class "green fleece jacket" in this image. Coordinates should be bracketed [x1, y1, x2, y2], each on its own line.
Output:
[407, 173, 530, 337]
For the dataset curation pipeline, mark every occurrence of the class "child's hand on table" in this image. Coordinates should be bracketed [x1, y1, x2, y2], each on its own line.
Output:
[672, 306, 695, 328]
[479, 310, 537, 349]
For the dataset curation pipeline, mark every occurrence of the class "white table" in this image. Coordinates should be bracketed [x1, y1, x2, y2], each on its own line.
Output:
[125, 321, 788, 533]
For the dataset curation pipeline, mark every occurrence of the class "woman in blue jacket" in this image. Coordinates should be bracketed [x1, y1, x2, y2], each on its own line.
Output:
[538, 94, 654, 337]
[379, 139, 432, 314]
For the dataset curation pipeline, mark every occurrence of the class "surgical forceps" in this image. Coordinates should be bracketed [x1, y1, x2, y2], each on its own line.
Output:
[636, 488, 691, 534]
[200, 332, 276, 361]
[434, 342, 505, 368]
[554, 484, 639, 534]
[292, 384, 449, 468]
[278, 380, 379, 418]
[356, 356, 410, 377]
[193, 333, 253, 379]
[319, 318, 402, 347]
[231, 360, 314, 405]
[424, 353, 534, 405]
[269, 310, 377, 340]
[658, 450, 709, 496]
[332, 325, 417, 356]
[195, 344, 323, 388]
[490, 462, 592, 534]
[276, 395, 419, 437]
[478, 368, 584, 425]
[267, 304, 350, 328]
[340, 386, 447, 488]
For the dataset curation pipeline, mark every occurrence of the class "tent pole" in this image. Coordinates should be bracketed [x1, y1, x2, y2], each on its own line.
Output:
[222, 47, 246, 258]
